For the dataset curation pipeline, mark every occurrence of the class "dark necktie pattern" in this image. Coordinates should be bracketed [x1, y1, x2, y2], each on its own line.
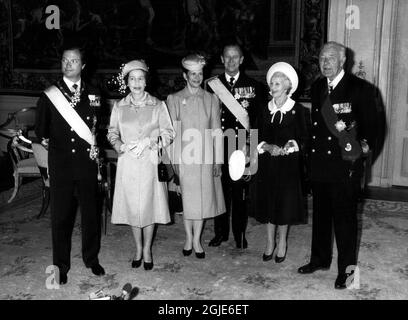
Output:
[229, 77, 235, 92]
[70, 83, 80, 107]
[328, 82, 333, 94]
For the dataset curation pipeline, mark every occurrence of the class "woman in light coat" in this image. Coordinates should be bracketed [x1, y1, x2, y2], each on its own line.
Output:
[167, 54, 225, 259]
[107, 60, 175, 270]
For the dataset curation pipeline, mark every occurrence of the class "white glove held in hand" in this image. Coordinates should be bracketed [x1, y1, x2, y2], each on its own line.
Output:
[131, 137, 151, 158]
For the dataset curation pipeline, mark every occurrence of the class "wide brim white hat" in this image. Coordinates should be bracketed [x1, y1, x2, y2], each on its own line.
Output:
[228, 150, 246, 181]
[122, 60, 149, 76]
[266, 62, 299, 97]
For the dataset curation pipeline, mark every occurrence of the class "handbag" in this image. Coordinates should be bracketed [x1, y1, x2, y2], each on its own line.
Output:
[157, 136, 175, 182]
[168, 189, 183, 213]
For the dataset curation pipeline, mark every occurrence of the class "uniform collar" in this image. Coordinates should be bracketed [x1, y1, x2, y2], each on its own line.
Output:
[63, 77, 81, 92]
[225, 72, 240, 85]
[327, 69, 345, 90]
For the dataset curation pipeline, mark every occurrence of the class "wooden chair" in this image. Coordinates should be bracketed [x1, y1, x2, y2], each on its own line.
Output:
[31, 142, 50, 218]
[7, 136, 40, 203]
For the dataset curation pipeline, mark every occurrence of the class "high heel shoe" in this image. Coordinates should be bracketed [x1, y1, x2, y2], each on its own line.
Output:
[275, 245, 287, 263]
[131, 258, 142, 268]
[195, 251, 205, 259]
[182, 249, 192, 256]
[262, 243, 276, 262]
[144, 261, 154, 270]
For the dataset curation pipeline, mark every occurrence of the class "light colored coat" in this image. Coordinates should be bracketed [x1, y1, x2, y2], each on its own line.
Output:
[107, 92, 175, 227]
[167, 87, 226, 220]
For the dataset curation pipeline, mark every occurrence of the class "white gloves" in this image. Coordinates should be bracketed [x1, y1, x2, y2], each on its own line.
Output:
[257, 140, 299, 156]
[131, 137, 151, 158]
[119, 137, 152, 158]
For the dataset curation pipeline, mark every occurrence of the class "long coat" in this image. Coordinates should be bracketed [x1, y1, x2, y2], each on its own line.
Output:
[107, 92, 175, 227]
[166, 87, 226, 220]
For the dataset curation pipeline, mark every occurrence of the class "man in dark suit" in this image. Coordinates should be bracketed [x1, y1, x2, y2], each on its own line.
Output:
[35, 45, 105, 285]
[298, 42, 377, 289]
[206, 43, 262, 249]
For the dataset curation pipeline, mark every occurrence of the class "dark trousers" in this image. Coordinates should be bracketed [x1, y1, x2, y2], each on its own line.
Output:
[310, 180, 360, 274]
[50, 178, 101, 274]
[213, 165, 249, 242]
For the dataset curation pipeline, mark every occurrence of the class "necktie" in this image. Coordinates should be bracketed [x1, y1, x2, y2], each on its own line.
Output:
[328, 82, 333, 94]
[72, 83, 78, 93]
[229, 77, 235, 88]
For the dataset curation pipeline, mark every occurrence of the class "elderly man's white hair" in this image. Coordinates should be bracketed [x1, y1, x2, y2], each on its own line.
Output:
[321, 41, 346, 60]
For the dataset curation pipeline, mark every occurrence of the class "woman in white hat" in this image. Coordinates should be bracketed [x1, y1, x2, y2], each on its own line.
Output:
[166, 54, 226, 259]
[107, 60, 175, 270]
[254, 62, 309, 263]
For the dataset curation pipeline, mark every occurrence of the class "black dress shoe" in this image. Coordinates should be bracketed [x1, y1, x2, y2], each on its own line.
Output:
[275, 245, 287, 263]
[182, 249, 192, 256]
[335, 272, 352, 289]
[298, 262, 330, 274]
[263, 243, 276, 262]
[91, 264, 105, 276]
[59, 272, 68, 285]
[144, 261, 154, 270]
[131, 258, 142, 268]
[208, 236, 227, 247]
[262, 253, 273, 261]
[195, 251, 205, 259]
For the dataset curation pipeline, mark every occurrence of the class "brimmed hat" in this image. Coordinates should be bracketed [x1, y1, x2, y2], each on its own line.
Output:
[181, 54, 206, 72]
[228, 150, 246, 181]
[122, 60, 149, 76]
[266, 62, 298, 97]
[113, 60, 149, 95]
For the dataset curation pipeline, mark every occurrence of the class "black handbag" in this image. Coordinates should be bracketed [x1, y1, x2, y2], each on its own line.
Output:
[158, 136, 174, 182]
[168, 189, 183, 213]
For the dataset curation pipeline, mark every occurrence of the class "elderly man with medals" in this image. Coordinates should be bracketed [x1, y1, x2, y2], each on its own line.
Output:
[298, 42, 377, 289]
[35, 45, 105, 285]
[205, 43, 262, 249]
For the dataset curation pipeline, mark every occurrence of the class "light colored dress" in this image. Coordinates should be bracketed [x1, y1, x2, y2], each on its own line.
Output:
[166, 87, 226, 220]
[107, 92, 175, 227]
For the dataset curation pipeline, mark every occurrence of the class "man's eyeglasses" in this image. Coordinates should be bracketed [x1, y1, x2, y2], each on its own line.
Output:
[61, 58, 81, 65]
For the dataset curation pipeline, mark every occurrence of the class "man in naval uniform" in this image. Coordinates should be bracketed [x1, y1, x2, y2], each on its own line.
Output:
[35, 45, 105, 285]
[298, 42, 377, 289]
[206, 43, 262, 249]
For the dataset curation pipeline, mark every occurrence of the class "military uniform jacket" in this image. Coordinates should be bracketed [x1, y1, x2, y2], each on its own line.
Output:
[310, 73, 377, 182]
[35, 79, 101, 182]
[206, 73, 261, 163]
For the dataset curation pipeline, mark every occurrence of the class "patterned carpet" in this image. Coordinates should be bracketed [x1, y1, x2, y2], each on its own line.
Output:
[0, 179, 407, 300]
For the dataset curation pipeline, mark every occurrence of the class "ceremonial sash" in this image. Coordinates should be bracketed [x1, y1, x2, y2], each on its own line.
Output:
[207, 77, 250, 131]
[45, 85, 94, 146]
